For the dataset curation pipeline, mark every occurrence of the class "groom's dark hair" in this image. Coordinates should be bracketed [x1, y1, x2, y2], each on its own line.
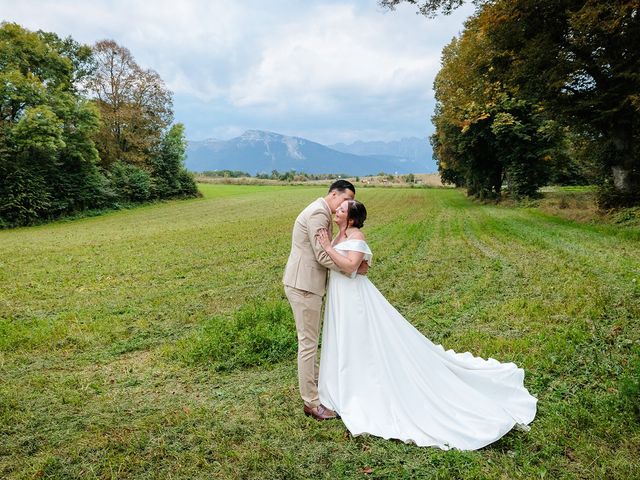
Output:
[328, 179, 355, 194]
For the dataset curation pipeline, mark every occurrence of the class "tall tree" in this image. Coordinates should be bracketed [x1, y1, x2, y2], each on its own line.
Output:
[432, 14, 558, 198]
[150, 123, 198, 198]
[86, 40, 173, 168]
[0, 23, 105, 226]
[382, 0, 640, 205]
[485, 0, 640, 205]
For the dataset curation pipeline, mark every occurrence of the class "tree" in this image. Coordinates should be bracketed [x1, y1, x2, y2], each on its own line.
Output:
[86, 40, 173, 168]
[36, 30, 96, 93]
[431, 16, 556, 198]
[150, 123, 198, 197]
[0, 23, 107, 226]
[0, 24, 198, 228]
[379, 0, 470, 18]
[383, 0, 640, 206]
[485, 0, 640, 205]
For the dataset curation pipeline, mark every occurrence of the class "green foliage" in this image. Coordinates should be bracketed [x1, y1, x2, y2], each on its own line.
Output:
[200, 169, 251, 178]
[480, 0, 640, 204]
[175, 301, 296, 371]
[0, 22, 73, 96]
[0, 23, 114, 227]
[150, 123, 198, 198]
[432, 18, 558, 199]
[0, 159, 51, 225]
[12, 105, 65, 155]
[109, 162, 152, 202]
[0, 23, 198, 228]
[408, 0, 640, 204]
[35, 29, 96, 90]
[175, 169, 199, 197]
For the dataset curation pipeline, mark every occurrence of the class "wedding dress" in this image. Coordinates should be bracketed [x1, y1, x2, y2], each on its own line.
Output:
[318, 239, 537, 450]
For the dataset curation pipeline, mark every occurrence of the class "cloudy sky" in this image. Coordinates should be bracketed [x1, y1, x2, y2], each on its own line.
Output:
[2, 0, 475, 144]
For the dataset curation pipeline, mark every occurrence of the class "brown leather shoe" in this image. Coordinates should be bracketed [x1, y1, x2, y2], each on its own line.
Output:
[303, 404, 339, 420]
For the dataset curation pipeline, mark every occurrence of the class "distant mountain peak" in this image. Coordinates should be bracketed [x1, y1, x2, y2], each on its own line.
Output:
[185, 130, 436, 175]
[237, 130, 306, 160]
[239, 129, 288, 142]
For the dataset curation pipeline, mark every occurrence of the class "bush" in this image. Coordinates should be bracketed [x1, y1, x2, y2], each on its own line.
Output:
[175, 301, 296, 371]
[109, 162, 152, 202]
[0, 161, 52, 227]
[404, 173, 415, 184]
[175, 169, 199, 197]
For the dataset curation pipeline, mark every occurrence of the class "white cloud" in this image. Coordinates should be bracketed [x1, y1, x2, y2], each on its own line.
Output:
[228, 4, 442, 111]
[1, 0, 475, 142]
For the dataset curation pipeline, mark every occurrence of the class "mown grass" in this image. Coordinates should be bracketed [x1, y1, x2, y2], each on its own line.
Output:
[1, 184, 639, 479]
[172, 301, 296, 371]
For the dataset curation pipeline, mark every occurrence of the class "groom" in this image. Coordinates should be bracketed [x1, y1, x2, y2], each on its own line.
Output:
[283, 180, 365, 420]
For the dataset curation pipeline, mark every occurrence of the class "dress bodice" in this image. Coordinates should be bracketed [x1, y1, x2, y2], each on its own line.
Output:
[333, 239, 373, 263]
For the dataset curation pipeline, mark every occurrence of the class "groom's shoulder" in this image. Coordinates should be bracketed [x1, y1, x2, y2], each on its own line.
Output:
[301, 198, 325, 215]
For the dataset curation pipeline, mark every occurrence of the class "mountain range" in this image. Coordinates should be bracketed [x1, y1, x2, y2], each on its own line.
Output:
[185, 130, 436, 175]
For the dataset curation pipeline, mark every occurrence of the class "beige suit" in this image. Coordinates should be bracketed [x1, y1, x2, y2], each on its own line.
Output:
[283, 198, 337, 407]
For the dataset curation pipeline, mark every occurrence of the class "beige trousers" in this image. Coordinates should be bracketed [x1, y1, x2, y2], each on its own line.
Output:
[284, 285, 323, 407]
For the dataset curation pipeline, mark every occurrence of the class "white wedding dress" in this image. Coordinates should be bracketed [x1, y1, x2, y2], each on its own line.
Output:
[318, 239, 537, 450]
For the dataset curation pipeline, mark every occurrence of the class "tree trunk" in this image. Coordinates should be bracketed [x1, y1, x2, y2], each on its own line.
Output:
[611, 166, 634, 193]
[603, 117, 639, 206]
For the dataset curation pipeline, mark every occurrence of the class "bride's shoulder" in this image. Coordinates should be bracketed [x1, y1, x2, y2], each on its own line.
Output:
[347, 229, 365, 241]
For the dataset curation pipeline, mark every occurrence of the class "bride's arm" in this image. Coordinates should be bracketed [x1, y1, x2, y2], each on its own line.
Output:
[316, 230, 365, 274]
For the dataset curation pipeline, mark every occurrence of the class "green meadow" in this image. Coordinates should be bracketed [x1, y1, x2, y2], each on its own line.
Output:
[1, 184, 639, 479]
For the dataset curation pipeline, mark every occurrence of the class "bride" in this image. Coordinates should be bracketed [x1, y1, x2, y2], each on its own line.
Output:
[315, 199, 537, 450]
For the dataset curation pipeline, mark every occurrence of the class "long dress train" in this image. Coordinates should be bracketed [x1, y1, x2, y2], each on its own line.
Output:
[318, 239, 537, 450]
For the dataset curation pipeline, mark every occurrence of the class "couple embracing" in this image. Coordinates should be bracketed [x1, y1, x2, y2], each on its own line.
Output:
[283, 180, 537, 450]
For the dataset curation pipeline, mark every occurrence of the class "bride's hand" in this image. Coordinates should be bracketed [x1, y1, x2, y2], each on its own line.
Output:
[316, 228, 331, 250]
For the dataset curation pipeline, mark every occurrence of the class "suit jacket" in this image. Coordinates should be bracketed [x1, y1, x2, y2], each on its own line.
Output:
[283, 198, 337, 296]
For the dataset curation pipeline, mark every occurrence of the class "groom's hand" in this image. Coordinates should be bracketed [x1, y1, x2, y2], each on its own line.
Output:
[356, 261, 369, 276]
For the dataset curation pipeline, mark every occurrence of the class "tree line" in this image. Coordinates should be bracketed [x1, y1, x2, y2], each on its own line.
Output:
[199, 169, 355, 182]
[0, 23, 198, 228]
[382, 0, 639, 206]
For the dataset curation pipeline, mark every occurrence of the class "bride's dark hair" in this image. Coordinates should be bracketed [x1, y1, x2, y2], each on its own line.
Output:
[347, 200, 367, 229]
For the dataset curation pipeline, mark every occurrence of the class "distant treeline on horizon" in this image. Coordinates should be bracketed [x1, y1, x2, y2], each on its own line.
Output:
[196, 170, 423, 184]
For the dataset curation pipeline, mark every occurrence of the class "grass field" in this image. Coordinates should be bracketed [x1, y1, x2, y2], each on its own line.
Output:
[1, 184, 639, 479]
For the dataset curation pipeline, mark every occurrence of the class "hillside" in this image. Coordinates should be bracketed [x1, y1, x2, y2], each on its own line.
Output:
[186, 130, 434, 175]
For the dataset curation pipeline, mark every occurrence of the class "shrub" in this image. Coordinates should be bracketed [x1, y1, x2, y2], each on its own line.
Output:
[175, 169, 199, 197]
[404, 173, 415, 184]
[0, 161, 52, 227]
[109, 162, 152, 202]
